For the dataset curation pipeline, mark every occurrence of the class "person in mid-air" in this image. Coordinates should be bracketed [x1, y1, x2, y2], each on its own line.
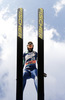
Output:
[23, 41, 38, 92]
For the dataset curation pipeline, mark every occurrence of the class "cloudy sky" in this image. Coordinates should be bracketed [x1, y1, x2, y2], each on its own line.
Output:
[0, 0, 65, 100]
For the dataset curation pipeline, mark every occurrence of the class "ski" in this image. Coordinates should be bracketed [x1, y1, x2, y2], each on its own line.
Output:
[38, 8, 44, 100]
[16, 8, 23, 100]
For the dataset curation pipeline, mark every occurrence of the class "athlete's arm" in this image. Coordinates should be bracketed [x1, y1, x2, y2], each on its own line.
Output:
[36, 52, 38, 64]
[23, 53, 25, 68]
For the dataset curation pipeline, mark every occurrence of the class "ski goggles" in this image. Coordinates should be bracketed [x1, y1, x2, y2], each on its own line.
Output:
[27, 44, 34, 48]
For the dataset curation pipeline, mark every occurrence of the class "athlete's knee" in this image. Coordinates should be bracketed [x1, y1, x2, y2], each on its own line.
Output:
[35, 68, 38, 75]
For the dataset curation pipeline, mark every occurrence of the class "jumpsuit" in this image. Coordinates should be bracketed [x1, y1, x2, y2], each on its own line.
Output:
[23, 51, 38, 92]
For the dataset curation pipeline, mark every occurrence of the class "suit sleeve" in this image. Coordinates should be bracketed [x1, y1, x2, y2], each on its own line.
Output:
[36, 52, 38, 64]
[23, 53, 25, 68]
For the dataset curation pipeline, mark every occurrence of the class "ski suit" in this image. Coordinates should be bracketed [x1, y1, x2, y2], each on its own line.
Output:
[23, 51, 38, 92]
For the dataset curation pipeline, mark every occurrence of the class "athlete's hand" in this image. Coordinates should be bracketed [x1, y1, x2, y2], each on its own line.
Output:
[43, 73, 47, 77]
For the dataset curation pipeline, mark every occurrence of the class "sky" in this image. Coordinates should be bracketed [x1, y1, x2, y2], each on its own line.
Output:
[0, 0, 65, 100]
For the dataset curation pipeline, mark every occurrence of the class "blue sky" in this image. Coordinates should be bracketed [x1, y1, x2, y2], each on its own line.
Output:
[0, 0, 65, 100]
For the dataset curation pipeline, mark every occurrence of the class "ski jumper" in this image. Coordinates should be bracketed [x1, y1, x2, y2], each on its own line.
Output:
[23, 51, 38, 91]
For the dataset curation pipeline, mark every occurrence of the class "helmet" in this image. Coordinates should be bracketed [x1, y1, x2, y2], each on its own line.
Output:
[27, 41, 34, 52]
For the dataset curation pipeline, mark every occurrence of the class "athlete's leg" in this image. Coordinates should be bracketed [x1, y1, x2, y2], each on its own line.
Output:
[23, 69, 31, 91]
[31, 68, 38, 92]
